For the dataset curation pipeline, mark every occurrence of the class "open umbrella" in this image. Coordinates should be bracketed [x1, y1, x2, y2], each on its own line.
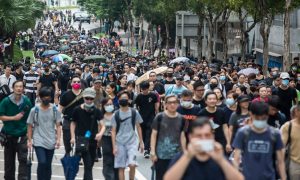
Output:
[238, 68, 259, 76]
[35, 43, 48, 48]
[61, 149, 80, 180]
[59, 39, 68, 43]
[27, 148, 34, 180]
[59, 54, 72, 62]
[85, 44, 96, 49]
[62, 34, 70, 39]
[83, 55, 106, 63]
[169, 57, 190, 64]
[70, 41, 79, 44]
[52, 55, 63, 63]
[42, 50, 59, 57]
[59, 45, 70, 51]
[135, 66, 168, 85]
[92, 36, 100, 40]
[80, 35, 88, 39]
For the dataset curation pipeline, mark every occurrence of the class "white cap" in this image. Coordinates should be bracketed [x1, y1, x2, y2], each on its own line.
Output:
[280, 72, 290, 79]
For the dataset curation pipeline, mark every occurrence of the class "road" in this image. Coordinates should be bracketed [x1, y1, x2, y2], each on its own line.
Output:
[0, 13, 153, 180]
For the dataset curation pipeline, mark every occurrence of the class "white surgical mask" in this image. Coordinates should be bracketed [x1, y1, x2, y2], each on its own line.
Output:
[104, 105, 114, 112]
[225, 98, 235, 107]
[253, 119, 268, 129]
[181, 101, 192, 108]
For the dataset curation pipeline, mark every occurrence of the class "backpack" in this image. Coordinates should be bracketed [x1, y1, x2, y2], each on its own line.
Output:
[115, 108, 136, 134]
[33, 105, 58, 126]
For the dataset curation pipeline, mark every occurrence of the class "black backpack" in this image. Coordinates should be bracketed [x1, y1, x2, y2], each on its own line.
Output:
[115, 108, 136, 134]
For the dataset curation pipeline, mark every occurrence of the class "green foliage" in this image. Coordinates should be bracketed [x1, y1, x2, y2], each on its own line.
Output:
[13, 43, 23, 63]
[0, 0, 45, 36]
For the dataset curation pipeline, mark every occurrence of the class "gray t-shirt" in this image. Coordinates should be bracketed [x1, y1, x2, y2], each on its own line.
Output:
[152, 112, 184, 159]
[229, 112, 249, 141]
[102, 115, 113, 137]
[27, 104, 62, 150]
[111, 108, 143, 144]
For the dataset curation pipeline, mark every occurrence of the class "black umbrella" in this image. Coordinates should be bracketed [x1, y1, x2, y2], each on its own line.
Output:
[110, 32, 118, 37]
[83, 55, 106, 63]
[36, 43, 48, 48]
[27, 148, 34, 180]
[61, 153, 80, 180]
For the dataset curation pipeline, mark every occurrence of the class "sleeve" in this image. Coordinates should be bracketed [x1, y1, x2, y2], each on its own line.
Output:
[111, 113, 117, 128]
[59, 93, 68, 106]
[26, 108, 35, 124]
[165, 85, 173, 96]
[168, 153, 183, 170]
[135, 94, 140, 107]
[135, 110, 143, 124]
[228, 113, 236, 126]
[0, 99, 7, 116]
[280, 122, 289, 145]
[153, 92, 158, 103]
[96, 109, 103, 123]
[275, 129, 284, 150]
[232, 128, 245, 150]
[219, 109, 226, 125]
[151, 113, 159, 130]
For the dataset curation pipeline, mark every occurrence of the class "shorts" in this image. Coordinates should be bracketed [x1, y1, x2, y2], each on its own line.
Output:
[114, 140, 138, 168]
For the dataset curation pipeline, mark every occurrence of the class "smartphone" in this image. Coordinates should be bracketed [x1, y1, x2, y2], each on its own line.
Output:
[195, 140, 214, 152]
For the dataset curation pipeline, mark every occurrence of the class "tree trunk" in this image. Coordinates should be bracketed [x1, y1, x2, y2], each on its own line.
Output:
[221, 25, 228, 61]
[138, 15, 143, 50]
[283, 0, 291, 71]
[238, 10, 246, 61]
[197, 15, 203, 60]
[260, 16, 273, 76]
[165, 21, 170, 58]
[207, 20, 214, 62]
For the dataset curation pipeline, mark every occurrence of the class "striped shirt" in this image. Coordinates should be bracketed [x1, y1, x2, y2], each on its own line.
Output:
[23, 71, 39, 93]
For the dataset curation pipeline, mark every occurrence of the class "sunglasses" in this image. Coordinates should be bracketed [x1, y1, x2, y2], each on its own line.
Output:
[84, 97, 94, 101]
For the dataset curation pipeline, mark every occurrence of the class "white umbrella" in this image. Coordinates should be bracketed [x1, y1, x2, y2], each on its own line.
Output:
[135, 66, 168, 85]
[169, 57, 190, 64]
[238, 68, 259, 76]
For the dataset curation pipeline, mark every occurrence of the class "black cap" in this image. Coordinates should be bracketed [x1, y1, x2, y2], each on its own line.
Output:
[92, 67, 100, 73]
[237, 95, 250, 103]
[175, 74, 183, 81]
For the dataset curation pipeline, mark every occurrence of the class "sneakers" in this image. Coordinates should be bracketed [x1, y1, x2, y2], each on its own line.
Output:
[144, 150, 150, 159]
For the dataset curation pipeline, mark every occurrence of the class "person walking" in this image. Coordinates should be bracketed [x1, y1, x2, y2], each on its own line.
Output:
[100, 98, 119, 180]
[70, 88, 105, 180]
[150, 94, 186, 180]
[27, 87, 62, 180]
[0, 80, 32, 180]
[23, 63, 39, 106]
[59, 75, 84, 155]
[111, 91, 144, 180]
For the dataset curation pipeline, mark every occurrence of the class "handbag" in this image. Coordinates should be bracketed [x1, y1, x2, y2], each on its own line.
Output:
[285, 122, 292, 180]
[75, 108, 97, 154]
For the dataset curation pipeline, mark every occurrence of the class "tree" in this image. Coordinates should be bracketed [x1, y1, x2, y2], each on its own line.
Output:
[0, 0, 45, 59]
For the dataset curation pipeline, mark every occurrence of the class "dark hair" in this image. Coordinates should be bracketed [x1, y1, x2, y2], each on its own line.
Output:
[107, 82, 117, 95]
[165, 94, 178, 103]
[140, 81, 150, 90]
[181, 89, 193, 98]
[187, 117, 213, 134]
[193, 80, 204, 90]
[39, 87, 52, 98]
[249, 102, 269, 116]
[213, 87, 224, 100]
[117, 74, 127, 85]
[117, 90, 131, 99]
[71, 75, 81, 81]
[268, 95, 280, 110]
[127, 80, 135, 88]
[204, 91, 217, 101]
[12, 80, 24, 88]
[101, 98, 114, 114]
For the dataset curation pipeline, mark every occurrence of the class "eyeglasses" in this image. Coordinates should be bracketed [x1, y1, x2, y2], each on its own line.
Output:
[84, 97, 94, 101]
[166, 101, 178, 105]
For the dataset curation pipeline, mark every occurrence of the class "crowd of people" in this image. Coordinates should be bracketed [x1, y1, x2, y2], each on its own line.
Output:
[0, 10, 300, 180]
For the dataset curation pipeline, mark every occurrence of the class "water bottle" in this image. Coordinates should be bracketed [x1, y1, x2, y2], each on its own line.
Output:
[85, 130, 91, 138]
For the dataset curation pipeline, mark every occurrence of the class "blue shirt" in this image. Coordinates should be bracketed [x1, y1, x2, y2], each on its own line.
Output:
[232, 126, 284, 180]
[165, 85, 187, 96]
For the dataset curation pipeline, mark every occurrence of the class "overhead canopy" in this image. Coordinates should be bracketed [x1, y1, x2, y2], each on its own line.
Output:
[253, 48, 282, 57]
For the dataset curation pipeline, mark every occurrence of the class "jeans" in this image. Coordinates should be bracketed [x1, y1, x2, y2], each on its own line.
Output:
[155, 159, 171, 180]
[34, 147, 54, 180]
[4, 136, 28, 180]
[102, 136, 118, 180]
[141, 122, 152, 151]
[63, 129, 72, 155]
[77, 140, 97, 180]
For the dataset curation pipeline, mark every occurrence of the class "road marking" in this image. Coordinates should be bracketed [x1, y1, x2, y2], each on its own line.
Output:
[0, 171, 104, 180]
[135, 169, 147, 180]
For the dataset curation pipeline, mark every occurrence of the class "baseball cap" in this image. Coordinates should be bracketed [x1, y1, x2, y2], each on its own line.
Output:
[175, 74, 183, 81]
[93, 77, 102, 84]
[237, 95, 250, 103]
[82, 88, 96, 98]
[280, 72, 290, 79]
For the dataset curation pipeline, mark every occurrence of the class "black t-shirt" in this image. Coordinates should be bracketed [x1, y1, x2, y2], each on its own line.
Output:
[59, 90, 84, 129]
[14, 71, 24, 81]
[154, 82, 165, 95]
[268, 112, 287, 129]
[39, 73, 57, 89]
[275, 87, 297, 120]
[198, 108, 226, 146]
[86, 74, 94, 87]
[192, 98, 206, 109]
[162, 79, 176, 85]
[168, 153, 226, 180]
[177, 105, 201, 121]
[135, 92, 158, 123]
[71, 106, 103, 138]
[58, 71, 72, 91]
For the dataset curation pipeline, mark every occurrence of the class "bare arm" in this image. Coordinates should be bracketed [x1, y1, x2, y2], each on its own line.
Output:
[217, 158, 244, 180]
[27, 124, 33, 142]
[155, 102, 159, 114]
[150, 129, 158, 154]
[164, 153, 193, 180]
[276, 149, 286, 180]
[56, 122, 62, 143]
[70, 121, 76, 140]
[233, 148, 242, 170]
[223, 124, 230, 145]
[180, 131, 187, 151]
[228, 125, 233, 146]
[111, 127, 116, 151]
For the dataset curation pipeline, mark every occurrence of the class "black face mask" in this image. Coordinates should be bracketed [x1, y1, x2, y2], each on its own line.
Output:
[41, 99, 51, 106]
[119, 99, 129, 107]
[210, 83, 218, 90]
